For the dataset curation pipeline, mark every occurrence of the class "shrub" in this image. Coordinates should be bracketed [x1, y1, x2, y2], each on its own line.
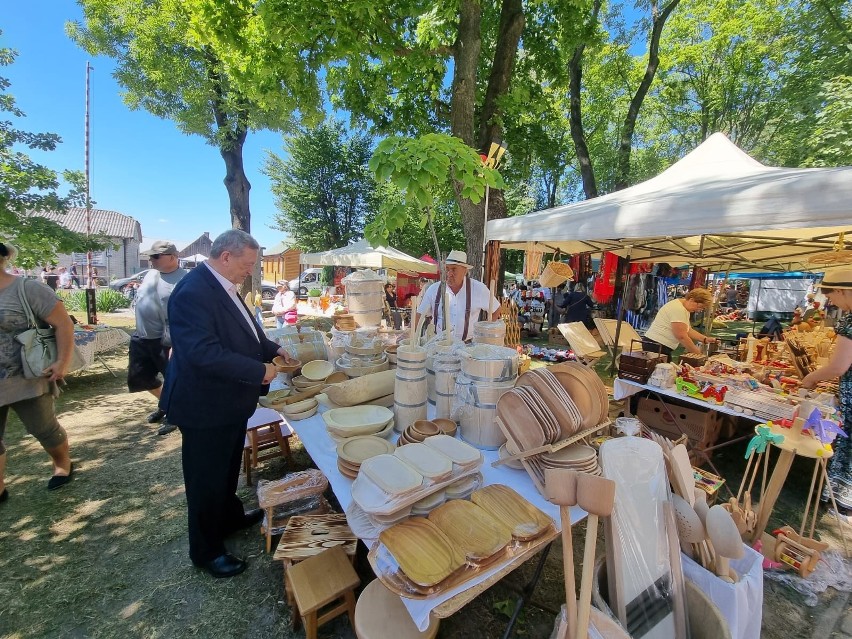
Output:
[58, 289, 130, 313]
[308, 288, 322, 297]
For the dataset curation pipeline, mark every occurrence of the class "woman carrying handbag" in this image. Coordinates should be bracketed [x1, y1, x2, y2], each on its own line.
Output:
[0, 241, 75, 503]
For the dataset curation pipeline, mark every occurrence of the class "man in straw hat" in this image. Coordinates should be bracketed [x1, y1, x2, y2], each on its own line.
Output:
[801, 268, 852, 521]
[414, 250, 499, 342]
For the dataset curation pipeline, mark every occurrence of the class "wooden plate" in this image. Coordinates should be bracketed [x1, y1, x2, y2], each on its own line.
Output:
[546, 368, 599, 430]
[338, 435, 396, 465]
[471, 484, 553, 541]
[428, 500, 513, 562]
[394, 443, 453, 480]
[379, 518, 466, 587]
[422, 435, 481, 466]
[337, 460, 359, 479]
[515, 371, 580, 438]
[554, 362, 608, 426]
[495, 391, 547, 450]
[360, 454, 424, 496]
[498, 444, 525, 470]
[541, 443, 597, 465]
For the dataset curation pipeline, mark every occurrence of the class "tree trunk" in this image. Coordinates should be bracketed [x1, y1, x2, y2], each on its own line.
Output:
[220, 140, 251, 232]
[568, 0, 602, 199]
[615, 0, 680, 190]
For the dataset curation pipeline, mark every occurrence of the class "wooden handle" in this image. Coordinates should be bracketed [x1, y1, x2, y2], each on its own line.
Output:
[560, 506, 578, 639]
[576, 513, 599, 639]
[278, 384, 326, 405]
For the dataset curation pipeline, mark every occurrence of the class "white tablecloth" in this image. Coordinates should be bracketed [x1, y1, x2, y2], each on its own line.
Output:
[613, 378, 762, 423]
[71, 326, 131, 371]
[287, 401, 586, 631]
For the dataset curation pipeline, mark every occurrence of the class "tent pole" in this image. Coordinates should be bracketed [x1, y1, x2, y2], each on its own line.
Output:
[705, 264, 731, 335]
[609, 247, 633, 376]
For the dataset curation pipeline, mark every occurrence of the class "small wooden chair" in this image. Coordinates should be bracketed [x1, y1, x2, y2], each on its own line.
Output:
[355, 579, 440, 639]
[274, 513, 358, 608]
[242, 407, 295, 485]
[286, 545, 360, 639]
[257, 469, 330, 553]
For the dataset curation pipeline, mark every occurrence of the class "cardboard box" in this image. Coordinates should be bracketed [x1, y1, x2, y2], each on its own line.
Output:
[636, 395, 722, 457]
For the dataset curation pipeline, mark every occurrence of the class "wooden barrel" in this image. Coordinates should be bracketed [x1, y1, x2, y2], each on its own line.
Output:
[393, 345, 428, 431]
[432, 351, 461, 419]
[459, 344, 519, 382]
[472, 320, 506, 346]
[343, 275, 384, 328]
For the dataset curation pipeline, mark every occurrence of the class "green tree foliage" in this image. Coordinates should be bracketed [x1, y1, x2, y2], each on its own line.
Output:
[68, 0, 323, 234]
[0, 39, 96, 268]
[264, 121, 376, 252]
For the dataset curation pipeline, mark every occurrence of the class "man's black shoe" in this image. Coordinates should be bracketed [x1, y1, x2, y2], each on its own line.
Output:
[241, 508, 264, 529]
[157, 418, 177, 435]
[147, 409, 166, 424]
[194, 553, 247, 578]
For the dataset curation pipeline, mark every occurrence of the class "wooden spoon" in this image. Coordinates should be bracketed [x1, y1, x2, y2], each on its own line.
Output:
[544, 468, 579, 639]
[706, 505, 744, 583]
[576, 473, 617, 639]
[691, 492, 716, 571]
[672, 493, 710, 568]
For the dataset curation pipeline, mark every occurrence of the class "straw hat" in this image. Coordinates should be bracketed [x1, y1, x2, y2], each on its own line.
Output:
[445, 250, 472, 269]
[817, 268, 852, 290]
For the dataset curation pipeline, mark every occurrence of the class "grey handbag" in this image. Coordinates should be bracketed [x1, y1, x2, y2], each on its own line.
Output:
[15, 281, 58, 378]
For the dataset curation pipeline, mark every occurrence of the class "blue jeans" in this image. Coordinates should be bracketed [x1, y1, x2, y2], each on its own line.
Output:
[276, 316, 286, 329]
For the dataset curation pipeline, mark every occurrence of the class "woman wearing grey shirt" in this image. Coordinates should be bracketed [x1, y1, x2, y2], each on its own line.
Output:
[0, 241, 76, 502]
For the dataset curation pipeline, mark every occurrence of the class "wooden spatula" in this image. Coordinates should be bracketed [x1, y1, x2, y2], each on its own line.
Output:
[575, 473, 616, 639]
[545, 468, 579, 639]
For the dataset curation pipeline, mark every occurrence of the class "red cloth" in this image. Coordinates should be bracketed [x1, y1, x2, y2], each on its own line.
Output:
[593, 252, 618, 303]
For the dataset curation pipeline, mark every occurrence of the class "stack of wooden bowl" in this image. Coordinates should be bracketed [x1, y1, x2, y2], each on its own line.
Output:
[396, 419, 442, 446]
[337, 339, 389, 378]
[336, 435, 396, 479]
[281, 397, 319, 421]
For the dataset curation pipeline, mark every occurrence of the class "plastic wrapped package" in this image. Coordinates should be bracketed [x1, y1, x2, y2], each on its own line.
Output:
[599, 436, 689, 639]
[262, 495, 331, 536]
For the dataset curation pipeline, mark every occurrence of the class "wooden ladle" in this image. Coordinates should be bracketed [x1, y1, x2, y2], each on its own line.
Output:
[545, 468, 579, 639]
[672, 493, 711, 568]
[707, 505, 744, 583]
[576, 473, 617, 639]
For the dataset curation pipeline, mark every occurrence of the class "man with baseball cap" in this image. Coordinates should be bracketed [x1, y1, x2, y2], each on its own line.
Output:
[414, 250, 499, 342]
[129, 240, 187, 434]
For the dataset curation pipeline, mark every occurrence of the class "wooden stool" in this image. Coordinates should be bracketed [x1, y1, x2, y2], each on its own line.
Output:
[242, 407, 295, 485]
[355, 579, 440, 639]
[274, 513, 358, 608]
[257, 469, 330, 552]
[286, 545, 360, 639]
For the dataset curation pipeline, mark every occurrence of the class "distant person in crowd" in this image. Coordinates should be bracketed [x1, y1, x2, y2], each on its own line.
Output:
[69, 263, 81, 288]
[244, 290, 263, 326]
[58, 267, 72, 289]
[791, 307, 803, 327]
[757, 315, 784, 340]
[803, 300, 823, 323]
[725, 285, 737, 307]
[642, 288, 717, 358]
[39, 267, 48, 284]
[272, 280, 297, 328]
[44, 267, 59, 291]
[384, 283, 396, 308]
[159, 230, 293, 578]
[801, 269, 852, 522]
[414, 250, 499, 342]
[0, 241, 75, 503]
[128, 240, 187, 436]
[88, 266, 99, 287]
[559, 282, 595, 329]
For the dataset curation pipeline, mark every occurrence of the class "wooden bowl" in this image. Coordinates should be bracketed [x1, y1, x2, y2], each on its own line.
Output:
[412, 420, 440, 438]
[273, 356, 301, 374]
[432, 418, 458, 437]
[301, 359, 334, 381]
[324, 371, 348, 384]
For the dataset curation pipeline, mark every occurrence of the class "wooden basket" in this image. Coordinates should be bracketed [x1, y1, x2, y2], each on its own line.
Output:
[539, 261, 574, 288]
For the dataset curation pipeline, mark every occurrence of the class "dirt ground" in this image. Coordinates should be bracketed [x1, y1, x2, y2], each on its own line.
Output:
[0, 313, 849, 638]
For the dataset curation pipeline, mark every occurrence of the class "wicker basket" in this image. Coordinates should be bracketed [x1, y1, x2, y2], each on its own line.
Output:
[539, 261, 574, 288]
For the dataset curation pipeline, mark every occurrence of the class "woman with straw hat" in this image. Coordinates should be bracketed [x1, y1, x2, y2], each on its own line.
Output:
[801, 268, 852, 521]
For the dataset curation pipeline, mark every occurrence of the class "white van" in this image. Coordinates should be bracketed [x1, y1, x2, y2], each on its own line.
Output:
[289, 268, 325, 295]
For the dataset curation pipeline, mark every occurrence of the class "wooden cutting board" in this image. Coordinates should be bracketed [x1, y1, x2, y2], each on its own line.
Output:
[428, 500, 512, 562]
[379, 518, 466, 587]
[471, 484, 553, 541]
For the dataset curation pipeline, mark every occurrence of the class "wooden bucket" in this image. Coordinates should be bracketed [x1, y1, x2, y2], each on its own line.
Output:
[394, 345, 427, 431]
[459, 344, 519, 382]
[472, 321, 506, 346]
[454, 374, 514, 449]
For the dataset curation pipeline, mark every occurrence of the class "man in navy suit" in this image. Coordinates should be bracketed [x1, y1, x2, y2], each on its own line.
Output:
[160, 229, 292, 578]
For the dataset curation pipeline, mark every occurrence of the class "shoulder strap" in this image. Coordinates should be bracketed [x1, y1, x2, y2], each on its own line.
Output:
[17, 280, 38, 328]
[461, 275, 472, 341]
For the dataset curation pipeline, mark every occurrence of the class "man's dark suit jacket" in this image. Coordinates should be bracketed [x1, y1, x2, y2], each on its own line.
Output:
[160, 264, 280, 427]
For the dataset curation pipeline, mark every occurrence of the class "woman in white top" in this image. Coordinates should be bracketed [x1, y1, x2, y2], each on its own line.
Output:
[642, 288, 716, 358]
[272, 281, 297, 329]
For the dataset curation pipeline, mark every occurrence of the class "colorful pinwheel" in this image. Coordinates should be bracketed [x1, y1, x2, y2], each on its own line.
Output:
[804, 408, 847, 445]
[745, 423, 785, 459]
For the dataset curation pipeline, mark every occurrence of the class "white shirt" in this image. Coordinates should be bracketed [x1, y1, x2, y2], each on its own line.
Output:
[205, 262, 259, 341]
[417, 277, 499, 341]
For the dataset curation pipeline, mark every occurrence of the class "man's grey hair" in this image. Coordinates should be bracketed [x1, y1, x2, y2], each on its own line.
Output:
[210, 229, 260, 258]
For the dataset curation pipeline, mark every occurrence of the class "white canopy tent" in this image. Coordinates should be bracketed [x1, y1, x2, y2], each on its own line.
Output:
[300, 239, 438, 274]
[486, 133, 852, 273]
[180, 253, 208, 264]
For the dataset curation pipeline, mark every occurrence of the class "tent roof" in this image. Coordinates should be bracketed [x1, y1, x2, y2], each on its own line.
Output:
[486, 133, 852, 272]
[300, 239, 438, 274]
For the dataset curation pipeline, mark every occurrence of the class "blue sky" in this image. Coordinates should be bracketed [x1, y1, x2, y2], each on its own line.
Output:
[3, 1, 287, 251]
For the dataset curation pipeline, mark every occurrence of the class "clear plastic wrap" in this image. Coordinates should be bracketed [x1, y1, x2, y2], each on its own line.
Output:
[599, 436, 689, 638]
[763, 548, 852, 607]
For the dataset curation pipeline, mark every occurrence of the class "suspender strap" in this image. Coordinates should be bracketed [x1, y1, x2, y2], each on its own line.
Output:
[461, 275, 472, 342]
